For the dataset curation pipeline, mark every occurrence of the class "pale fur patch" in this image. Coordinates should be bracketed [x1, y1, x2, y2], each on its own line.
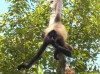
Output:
[44, 22, 67, 41]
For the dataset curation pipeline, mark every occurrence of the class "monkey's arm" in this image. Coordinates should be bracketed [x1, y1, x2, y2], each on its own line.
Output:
[18, 39, 49, 70]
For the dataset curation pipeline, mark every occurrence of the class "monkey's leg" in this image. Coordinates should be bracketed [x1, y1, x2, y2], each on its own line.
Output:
[52, 43, 72, 57]
[18, 39, 49, 70]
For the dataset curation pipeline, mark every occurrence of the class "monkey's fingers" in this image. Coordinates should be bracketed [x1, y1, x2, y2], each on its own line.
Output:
[65, 44, 73, 51]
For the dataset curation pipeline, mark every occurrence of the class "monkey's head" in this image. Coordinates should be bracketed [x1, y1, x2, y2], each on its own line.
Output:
[42, 30, 57, 39]
[48, 30, 57, 39]
[41, 30, 58, 45]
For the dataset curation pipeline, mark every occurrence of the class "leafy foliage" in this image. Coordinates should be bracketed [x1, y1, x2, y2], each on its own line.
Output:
[0, 0, 100, 74]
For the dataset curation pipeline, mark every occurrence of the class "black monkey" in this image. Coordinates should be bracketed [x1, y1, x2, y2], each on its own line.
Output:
[18, 29, 72, 70]
[46, 30, 72, 60]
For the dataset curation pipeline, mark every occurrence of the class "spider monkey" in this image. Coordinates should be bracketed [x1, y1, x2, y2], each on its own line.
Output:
[18, 0, 72, 70]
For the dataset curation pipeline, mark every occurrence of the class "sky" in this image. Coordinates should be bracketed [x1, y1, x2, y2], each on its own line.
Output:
[0, 1, 10, 14]
[0, 0, 100, 70]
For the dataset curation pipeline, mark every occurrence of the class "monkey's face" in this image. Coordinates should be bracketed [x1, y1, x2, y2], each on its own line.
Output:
[48, 30, 57, 40]
[42, 30, 58, 44]
[42, 30, 57, 40]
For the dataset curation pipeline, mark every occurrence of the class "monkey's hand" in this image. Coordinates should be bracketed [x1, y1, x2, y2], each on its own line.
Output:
[65, 44, 73, 51]
[18, 63, 29, 70]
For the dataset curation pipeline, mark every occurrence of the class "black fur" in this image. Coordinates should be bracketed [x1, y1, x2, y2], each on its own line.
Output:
[18, 0, 72, 70]
[18, 35, 51, 70]
[50, 31, 72, 60]
[18, 30, 72, 70]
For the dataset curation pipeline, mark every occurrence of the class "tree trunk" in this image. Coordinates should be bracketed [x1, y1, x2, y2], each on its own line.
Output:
[49, 0, 66, 74]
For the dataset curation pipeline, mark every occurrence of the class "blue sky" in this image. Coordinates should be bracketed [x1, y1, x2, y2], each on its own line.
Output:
[0, 0, 100, 70]
[0, 1, 10, 14]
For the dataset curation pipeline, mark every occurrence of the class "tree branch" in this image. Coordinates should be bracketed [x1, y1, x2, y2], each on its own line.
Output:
[49, 0, 66, 74]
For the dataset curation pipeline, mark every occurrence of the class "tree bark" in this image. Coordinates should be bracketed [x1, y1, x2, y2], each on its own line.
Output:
[49, 0, 66, 74]
[49, 0, 57, 25]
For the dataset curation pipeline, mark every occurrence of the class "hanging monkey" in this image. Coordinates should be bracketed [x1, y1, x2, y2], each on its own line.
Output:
[18, 0, 72, 70]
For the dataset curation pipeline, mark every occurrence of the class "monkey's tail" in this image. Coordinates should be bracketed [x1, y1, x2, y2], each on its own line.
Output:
[54, 0, 62, 23]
